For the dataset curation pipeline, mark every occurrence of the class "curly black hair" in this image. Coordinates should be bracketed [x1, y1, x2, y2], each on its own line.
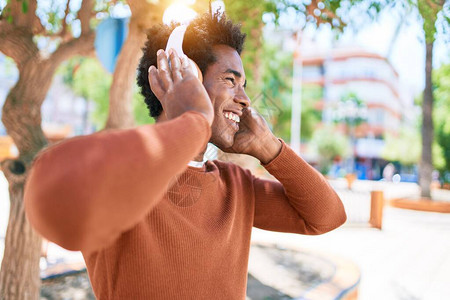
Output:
[136, 12, 246, 118]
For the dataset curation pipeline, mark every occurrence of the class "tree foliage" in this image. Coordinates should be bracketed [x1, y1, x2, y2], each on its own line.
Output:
[60, 57, 152, 130]
[224, 0, 276, 96]
[382, 63, 449, 180]
[333, 92, 368, 129]
[311, 125, 351, 174]
[61, 58, 111, 129]
[433, 63, 450, 180]
[257, 41, 292, 140]
[253, 41, 322, 141]
[382, 128, 421, 166]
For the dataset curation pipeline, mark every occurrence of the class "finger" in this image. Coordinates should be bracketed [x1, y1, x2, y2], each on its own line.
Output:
[239, 107, 252, 124]
[245, 107, 270, 133]
[148, 65, 165, 102]
[244, 107, 263, 122]
[169, 49, 183, 83]
[180, 55, 194, 78]
[239, 108, 262, 134]
[156, 49, 172, 90]
[246, 107, 258, 116]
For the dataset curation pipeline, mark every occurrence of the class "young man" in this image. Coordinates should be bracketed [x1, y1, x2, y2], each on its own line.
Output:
[25, 13, 346, 299]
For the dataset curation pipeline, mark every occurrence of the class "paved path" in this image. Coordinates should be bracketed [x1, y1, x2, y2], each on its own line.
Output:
[251, 206, 450, 300]
[2, 173, 450, 299]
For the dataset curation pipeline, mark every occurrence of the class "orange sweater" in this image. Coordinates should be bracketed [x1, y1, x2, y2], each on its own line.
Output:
[25, 111, 346, 299]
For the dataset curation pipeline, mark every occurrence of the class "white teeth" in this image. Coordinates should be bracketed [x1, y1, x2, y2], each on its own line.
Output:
[223, 112, 240, 123]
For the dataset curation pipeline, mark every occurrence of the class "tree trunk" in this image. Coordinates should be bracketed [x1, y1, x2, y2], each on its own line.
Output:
[105, 1, 167, 129]
[0, 161, 42, 300]
[419, 42, 434, 198]
[0, 0, 94, 298]
[0, 60, 55, 300]
[104, 19, 142, 129]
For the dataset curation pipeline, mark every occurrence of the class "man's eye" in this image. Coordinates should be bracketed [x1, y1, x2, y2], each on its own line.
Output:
[226, 77, 235, 84]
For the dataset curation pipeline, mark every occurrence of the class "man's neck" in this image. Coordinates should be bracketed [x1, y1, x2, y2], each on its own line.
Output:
[191, 147, 207, 162]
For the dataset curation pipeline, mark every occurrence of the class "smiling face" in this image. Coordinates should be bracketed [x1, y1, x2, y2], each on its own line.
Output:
[202, 45, 250, 149]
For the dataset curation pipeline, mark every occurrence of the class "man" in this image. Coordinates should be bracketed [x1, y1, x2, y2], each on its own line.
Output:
[25, 12, 346, 299]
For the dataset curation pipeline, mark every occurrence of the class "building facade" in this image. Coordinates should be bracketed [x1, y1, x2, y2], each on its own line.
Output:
[299, 48, 412, 180]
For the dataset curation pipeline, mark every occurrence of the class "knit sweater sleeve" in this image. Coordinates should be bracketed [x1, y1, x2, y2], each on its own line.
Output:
[24, 112, 211, 253]
[252, 140, 347, 235]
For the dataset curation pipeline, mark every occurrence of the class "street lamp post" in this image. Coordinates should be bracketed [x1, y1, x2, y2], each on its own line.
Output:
[290, 32, 302, 155]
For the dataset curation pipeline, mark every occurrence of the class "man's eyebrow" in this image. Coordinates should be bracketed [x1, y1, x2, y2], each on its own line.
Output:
[224, 68, 242, 77]
[224, 69, 247, 88]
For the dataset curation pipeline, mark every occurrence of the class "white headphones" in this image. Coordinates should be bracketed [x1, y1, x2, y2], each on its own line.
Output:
[165, 25, 199, 79]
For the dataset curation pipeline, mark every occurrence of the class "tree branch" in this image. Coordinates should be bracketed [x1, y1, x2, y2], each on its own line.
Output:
[426, 0, 445, 11]
[59, 0, 71, 40]
[26, 0, 37, 27]
[2, 0, 32, 29]
[5, 0, 25, 27]
[425, 0, 438, 10]
[78, 0, 94, 34]
[50, 31, 95, 66]
[1, 0, 45, 35]
[305, 2, 343, 29]
[0, 20, 38, 68]
[51, 0, 96, 65]
[27, 0, 47, 35]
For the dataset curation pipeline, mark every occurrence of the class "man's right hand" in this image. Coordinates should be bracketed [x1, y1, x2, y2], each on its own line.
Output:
[148, 49, 214, 125]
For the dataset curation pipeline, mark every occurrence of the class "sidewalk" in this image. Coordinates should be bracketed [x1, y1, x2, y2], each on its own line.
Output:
[251, 206, 450, 300]
[251, 179, 450, 299]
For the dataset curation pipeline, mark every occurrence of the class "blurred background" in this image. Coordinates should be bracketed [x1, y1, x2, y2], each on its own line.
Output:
[0, 0, 449, 299]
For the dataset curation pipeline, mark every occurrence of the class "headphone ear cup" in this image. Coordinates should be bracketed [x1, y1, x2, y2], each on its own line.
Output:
[165, 25, 202, 81]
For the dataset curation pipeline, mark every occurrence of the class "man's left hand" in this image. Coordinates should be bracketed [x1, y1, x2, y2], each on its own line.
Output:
[223, 107, 282, 164]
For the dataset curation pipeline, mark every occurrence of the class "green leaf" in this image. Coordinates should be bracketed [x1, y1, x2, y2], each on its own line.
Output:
[22, 0, 28, 13]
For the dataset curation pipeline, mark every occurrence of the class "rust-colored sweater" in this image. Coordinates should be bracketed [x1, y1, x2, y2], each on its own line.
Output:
[25, 111, 346, 299]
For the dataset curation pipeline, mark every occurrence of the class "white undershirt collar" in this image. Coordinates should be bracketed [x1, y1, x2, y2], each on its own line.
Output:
[188, 143, 216, 168]
[188, 158, 207, 168]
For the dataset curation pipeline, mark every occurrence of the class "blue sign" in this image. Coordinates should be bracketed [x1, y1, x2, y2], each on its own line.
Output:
[95, 17, 129, 73]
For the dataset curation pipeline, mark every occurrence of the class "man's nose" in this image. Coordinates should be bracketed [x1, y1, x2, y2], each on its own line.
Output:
[234, 88, 251, 108]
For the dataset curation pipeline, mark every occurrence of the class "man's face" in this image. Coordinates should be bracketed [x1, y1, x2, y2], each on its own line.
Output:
[202, 45, 250, 149]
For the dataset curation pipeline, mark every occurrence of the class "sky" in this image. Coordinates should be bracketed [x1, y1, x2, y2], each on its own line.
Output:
[345, 9, 448, 95]
[300, 7, 449, 97]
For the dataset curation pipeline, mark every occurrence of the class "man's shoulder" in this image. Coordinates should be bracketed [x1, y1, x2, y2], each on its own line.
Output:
[208, 159, 254, 181]
[210, 159, 245, 172]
